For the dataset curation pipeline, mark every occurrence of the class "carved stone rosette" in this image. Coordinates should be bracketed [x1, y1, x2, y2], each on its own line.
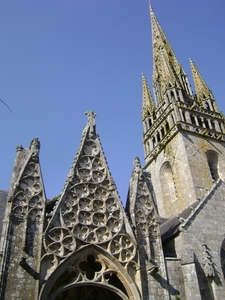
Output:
[12, 161, 44, 222]
[127, 157, 159, 273]
[11, 139, 44, 222]
[42, 116, 137, 280]
[135, 180, 158, 236]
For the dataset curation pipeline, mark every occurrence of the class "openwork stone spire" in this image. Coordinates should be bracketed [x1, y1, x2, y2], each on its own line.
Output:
[127, 157, 159, 273]
[41, 112, 137, 281]
[142, 74, 155, 120]
[0, 138, 46, 299]
[190, 59, 215, 106]
[2, 138, 45, 225]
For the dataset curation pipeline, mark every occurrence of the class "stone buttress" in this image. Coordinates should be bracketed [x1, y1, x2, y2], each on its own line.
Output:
[0, 138, 46, 300]
[126, 157, 169, 300]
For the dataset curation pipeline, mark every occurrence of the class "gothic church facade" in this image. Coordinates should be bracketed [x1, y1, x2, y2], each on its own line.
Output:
[1, 6, 225, 300]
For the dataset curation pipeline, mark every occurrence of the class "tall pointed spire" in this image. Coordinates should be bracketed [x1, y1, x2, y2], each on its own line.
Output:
[150, 7, 181, 81]
[150, 6, 192, 101]
[142, 73, 155, 120]
[190, 59, 215, 106]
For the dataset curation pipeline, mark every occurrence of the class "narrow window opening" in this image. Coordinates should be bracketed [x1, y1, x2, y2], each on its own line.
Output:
[152, 137, 156, 148]
[206, 151, 219, 181]
[156, 132, 160, 142]
[148, 119, 152, 127]
[205, 118, 210, 129]
[182, 111, 186, 122]
[171, 91, 175, 101]
[161, 127, 165, 138]
[198, 117, 203, 127]
[165, 122, 170, 132]
[205, 102, 210, 110]
[190, 114, 195, 125]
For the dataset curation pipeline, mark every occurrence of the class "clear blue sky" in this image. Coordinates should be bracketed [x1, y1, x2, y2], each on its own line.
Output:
[1, 1, 225, 203]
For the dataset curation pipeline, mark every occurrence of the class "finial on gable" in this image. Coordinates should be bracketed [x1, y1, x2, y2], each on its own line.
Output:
[133, 156, 142, 173]
[85, 111, 97, 136]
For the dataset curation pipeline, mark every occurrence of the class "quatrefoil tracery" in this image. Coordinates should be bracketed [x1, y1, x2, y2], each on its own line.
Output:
[47, 227, 76, 258]
[12, 161, 43, 220]
[135, 180, 158, 235]
[44, 137, 136, 266]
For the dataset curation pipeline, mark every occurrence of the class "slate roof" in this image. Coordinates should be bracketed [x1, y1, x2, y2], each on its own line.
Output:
[160, 179, 222, 242]
[160, 200, 199, 242]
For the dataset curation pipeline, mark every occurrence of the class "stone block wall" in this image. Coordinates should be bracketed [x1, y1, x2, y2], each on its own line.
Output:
[173, 180, 225, 299]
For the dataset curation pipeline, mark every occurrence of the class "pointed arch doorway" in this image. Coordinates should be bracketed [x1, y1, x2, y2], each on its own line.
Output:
[49, 284, 124, 300]
[39, 246, 141, 300]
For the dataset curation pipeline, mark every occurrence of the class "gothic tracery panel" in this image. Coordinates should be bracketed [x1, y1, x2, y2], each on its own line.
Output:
[42, 122, 137, 278]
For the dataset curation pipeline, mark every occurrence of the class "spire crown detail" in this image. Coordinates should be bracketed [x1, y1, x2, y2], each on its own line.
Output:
[142, 74, 155, 120]
[150, 7, 192, 102]
[190, 59, 215, 106]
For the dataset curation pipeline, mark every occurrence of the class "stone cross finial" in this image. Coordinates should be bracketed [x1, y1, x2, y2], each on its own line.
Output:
[29, 137, 40, 160]
[133, 157, 141, 173]
[85, 111, 96, 126]
[85, 111, 97, 136]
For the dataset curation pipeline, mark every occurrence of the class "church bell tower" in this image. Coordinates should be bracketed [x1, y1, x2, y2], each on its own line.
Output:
[142, 7, 225, 218]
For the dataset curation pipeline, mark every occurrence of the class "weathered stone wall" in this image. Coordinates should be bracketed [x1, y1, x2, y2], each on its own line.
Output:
[146, 131, 225, 219]
[0, 140, 46, 300]
[173, 180, 225, 299]
[2, 220, 40, 300]
[165, 258, 186, 300]
[0, 190, 7, 237]
[146, 132, 197, 218]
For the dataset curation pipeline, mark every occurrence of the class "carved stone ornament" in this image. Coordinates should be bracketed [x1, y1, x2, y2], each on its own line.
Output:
[12, 141, 44, 222]
[42, 117, 137, 279]
[202, 244, 215, 278]
[133, 157, 142, 173]
[45, 254, 128, 300]
[39, 246, 142, 300]
[128, 158, 159, 274]
[135, 180, 158, 235]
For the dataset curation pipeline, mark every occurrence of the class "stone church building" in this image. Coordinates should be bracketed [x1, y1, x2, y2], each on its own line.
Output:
[1, 6, 225, 300]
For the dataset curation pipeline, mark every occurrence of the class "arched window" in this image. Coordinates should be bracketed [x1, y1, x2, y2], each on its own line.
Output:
[156, 132, 160, 142]
[181, 111, 186, 122]
[206, 150, 219, 181]
[148, 119, 152, 128]
[205, 101, 210, 110]
[190, 114, 196, 125]
[165, 121, 170, 133]
[204, 118, 210, 129]
[152, 136, 156, 148]
[170, 91, 175, 102]
[198, 116, 203, 127]
[161, 127, 165, 138]
[160, 162, 177, 213]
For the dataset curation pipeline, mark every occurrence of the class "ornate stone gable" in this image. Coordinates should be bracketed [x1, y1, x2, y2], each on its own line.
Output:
[41, 112, 137, 283]
[0, 138, 46, 300]
[126, 157, 169, 299]
[127, 157, 160, 272]
[10, 138, 45, 223]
